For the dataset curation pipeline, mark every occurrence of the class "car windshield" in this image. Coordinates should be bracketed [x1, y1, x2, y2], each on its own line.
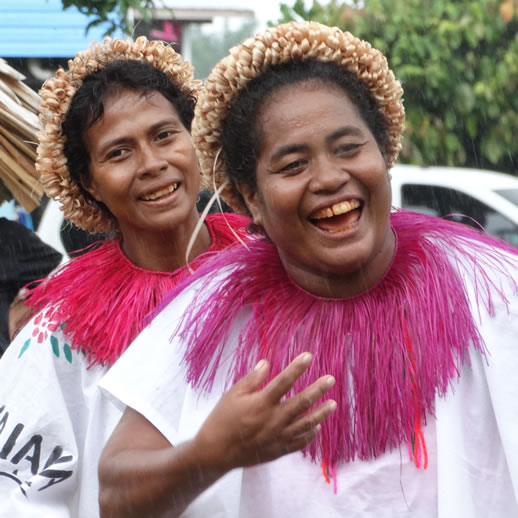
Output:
[495, 188, 518, 207]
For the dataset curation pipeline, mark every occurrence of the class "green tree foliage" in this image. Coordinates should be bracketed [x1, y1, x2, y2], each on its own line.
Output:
[277, 0, 348, 26]
[61, 0, 153, 35]
[276, 0, 518, 174]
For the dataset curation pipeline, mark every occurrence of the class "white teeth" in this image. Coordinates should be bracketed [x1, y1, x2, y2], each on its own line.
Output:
[142, 183, 178, 201]
[311, 199, 360, 220]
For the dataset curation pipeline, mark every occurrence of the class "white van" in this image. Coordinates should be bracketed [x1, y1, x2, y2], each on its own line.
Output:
[391, 165, 518, 248]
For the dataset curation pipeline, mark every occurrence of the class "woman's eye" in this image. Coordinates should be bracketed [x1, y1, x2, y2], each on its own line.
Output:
[280, 159, 306, 172]
[157, 130, 174, 141]
[107, 148, 127, 160]
[336, 142, 364, 155]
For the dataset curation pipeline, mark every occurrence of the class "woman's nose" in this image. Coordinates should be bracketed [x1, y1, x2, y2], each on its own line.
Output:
[137, 144, 168, 176]
[309, 156, 350, 192]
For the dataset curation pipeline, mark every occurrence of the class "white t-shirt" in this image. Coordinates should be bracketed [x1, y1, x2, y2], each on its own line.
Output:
[100, 254, 518, 518]
[0, 314, 121, 517]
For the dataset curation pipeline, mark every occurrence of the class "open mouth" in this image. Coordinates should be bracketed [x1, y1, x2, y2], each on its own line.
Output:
[139, 183, 179, 201]
[309, 199, 362, 233]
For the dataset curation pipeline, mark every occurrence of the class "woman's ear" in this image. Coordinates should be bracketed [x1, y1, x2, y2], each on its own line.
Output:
[81, 173, 102, 203]
[236, 182, 263, 226]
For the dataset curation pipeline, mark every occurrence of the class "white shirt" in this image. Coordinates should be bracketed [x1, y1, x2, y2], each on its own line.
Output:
[0, 315, 121, 517]
[100, 254, 518, 518]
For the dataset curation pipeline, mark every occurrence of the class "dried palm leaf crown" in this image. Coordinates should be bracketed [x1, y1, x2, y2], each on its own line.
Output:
[193, 21, 405, 213]
[37, 37, 201, 233]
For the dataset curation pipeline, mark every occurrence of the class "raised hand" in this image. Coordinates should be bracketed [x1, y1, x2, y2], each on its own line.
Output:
[193, 352, 337, 472]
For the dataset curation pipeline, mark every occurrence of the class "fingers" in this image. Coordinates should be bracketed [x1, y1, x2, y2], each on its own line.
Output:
[282, 375, 335, 422]
[280, 400, 337, 456]
[282, 421, 327, 456]
[234, 358, 270, 393]
[283, 399, 337, 439]
[262, 352, 313, 403]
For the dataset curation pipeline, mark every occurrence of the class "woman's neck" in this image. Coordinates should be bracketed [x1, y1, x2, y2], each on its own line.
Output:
[119, 213, 211, 273]
[281, 228, 397, 299]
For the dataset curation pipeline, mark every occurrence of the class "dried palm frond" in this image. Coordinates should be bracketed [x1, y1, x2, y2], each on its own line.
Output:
[0, 59, 43, 212]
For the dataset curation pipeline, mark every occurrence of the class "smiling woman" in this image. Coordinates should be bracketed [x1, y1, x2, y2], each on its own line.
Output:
[238, 76, 394, 297]
[81, 86, 204, 269]
[99, 22, 518, 518]
[0, 38, 248, 516]
[59, 58, 211, 272]
[23, 50, 249, 364]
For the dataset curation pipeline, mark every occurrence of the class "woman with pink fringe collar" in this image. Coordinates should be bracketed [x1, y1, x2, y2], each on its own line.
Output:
[99, 22, 518, 518]
[0, 38, 248, 516]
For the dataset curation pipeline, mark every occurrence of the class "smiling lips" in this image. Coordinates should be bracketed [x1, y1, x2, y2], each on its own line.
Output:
[140, 183, 179, 201]
[310, 199, 362, 233]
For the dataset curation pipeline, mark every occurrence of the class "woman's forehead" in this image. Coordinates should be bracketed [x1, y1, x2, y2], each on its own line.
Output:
[260, 78, 342, 108]
[85, 90, 183, 149]
[257, 82, 365, 137]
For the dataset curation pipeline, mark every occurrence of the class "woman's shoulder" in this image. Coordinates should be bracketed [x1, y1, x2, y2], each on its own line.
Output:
[206, 211, 251, 227]
[26, 239, 119, 289]
[205, 212, 251, 250]
[24, 239, 119, 306]
[2, 309, 98, 374]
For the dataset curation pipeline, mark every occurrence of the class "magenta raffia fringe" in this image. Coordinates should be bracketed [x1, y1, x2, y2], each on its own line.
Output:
[168, 210, 517, 467]
[24, 213, 250, 366]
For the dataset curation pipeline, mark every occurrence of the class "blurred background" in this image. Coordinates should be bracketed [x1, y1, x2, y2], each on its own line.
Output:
[1, 0, 518, 252]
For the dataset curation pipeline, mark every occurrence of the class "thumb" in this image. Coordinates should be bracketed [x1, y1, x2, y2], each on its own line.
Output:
[235, 359, 269, 394]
